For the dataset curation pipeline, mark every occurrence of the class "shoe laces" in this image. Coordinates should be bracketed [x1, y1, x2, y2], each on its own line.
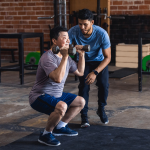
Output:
[48, 133, 55, 140]
[65, 125, 72, 131]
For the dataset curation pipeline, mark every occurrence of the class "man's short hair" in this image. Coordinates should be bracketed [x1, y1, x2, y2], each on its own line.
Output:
[50, 26, 68, 46]
[78, 9, 93, 21]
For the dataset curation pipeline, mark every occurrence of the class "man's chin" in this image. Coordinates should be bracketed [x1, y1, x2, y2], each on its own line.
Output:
[65, 45, 69, 48]
[81, 31, 87, 34]
[83, 32, 89, 35]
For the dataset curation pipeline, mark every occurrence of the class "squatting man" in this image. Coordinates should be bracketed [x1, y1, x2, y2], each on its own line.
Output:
[29, 26, 86, 146]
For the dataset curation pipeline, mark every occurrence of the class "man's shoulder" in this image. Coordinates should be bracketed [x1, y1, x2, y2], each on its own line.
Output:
[41, 50, 56, 61]
[68, 25, 80, 33]
[93, 25, 107, 34]
[41, 50, 51, 57]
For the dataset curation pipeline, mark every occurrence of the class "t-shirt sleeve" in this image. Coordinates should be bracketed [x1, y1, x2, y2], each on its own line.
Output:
[68, 56, 77, 73]
[41, 53, 57, 76]
[101, 31, 111, 50]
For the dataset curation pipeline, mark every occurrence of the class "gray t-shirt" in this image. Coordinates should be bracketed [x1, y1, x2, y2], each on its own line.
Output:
[29, 50, 77, 105]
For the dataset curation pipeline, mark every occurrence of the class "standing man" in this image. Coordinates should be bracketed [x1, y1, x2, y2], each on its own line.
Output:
[29, 26, 85, 146]
[68, 9, 111, 128]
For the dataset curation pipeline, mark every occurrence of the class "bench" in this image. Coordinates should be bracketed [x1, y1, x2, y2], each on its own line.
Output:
[0, 48, 17, 63]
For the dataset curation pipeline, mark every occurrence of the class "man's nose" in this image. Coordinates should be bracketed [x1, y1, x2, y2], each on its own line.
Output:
[81, 25, 85, 29]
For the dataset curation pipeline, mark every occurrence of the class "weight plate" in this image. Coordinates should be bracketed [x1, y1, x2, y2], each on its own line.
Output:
[25, 52, 40, 65]
[142, 55, 150, 71]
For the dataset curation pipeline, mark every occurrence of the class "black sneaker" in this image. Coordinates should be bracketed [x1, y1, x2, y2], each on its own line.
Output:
[53, 125, 78, 136]
[38, 132, 61, 146]
[81, 115, 90, 128]
[96, 108, 109, 124]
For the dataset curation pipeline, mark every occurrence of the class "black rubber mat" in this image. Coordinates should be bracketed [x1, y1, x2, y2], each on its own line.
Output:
[0, 124, 150, 150]
[109, 68, 137, 79]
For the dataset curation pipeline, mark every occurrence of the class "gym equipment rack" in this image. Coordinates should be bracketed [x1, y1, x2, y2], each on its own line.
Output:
[138, 33, 150, 91]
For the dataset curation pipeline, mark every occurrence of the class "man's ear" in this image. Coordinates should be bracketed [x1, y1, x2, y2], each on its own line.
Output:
[91, 20, 94, 25]
[52, 38, 56, 45]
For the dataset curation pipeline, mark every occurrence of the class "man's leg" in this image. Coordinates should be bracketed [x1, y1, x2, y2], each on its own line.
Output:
[78, 63, 91, 127]
[45, 101, 68, 132]
[53, 96, 85, 136]
[61, 96, 85, 123]
[96, 65, 109, 124]
[31, 95, 68, 146]
[38, 101, 68, 146]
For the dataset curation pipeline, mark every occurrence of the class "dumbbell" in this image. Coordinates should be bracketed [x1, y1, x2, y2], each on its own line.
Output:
[68, 44, 90, 55]
[52, 44, 76, 55]
[52, 44, 90, 55]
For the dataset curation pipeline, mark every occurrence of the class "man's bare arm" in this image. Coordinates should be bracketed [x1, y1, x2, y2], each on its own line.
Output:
[73, 45, 85, 77]
[95, 47, 111, 73]
[49, 48, 69, 83]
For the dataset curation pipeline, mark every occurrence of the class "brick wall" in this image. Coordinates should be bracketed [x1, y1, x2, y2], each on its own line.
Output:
[110, 0, 150, 64]
[1, 0, 150, 62]
[110, 15, 150, 64]
[0, 0, 70, 61]
[110, 0, 150, 15]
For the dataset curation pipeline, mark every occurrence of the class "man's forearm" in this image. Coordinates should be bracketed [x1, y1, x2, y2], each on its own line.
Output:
[95, 47, 111, 73]
[95, 57, 111, 73]
[77, 53, 85, 76]
[49, 56, 68, 83]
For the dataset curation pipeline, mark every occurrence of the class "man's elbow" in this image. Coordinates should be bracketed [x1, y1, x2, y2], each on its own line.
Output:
[78, 72, 84, 77]
[53, 77, 62, 83]
[108, 57, 111, 63]
[105, 56, 111, 63]
[53, 79, 61, 83]
[49, 75, 62, 83]
[80, 72, 84, 76]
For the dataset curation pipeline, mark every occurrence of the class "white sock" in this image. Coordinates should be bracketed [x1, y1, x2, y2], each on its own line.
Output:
[56, 121, 67, 129]
[42, 129, 52, 135]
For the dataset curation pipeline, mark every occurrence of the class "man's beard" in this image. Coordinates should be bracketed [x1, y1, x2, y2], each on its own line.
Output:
[83, 26, 91, 35]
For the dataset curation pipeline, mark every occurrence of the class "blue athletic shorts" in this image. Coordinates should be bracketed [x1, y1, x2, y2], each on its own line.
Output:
[30, 92, 77, 115]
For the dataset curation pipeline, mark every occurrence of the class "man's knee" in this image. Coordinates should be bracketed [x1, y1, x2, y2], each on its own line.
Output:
[55, 101, 67, 116]
[70, 96, 85, 108]
[78, 96, 85, 108]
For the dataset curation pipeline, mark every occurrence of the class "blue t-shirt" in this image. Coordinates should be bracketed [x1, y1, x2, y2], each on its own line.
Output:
[68, 25, 111, 62]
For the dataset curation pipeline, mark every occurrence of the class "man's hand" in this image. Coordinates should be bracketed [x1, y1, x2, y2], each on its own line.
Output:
[85, 72, 97, 85]
[59, 46, 69, 57]
[75, 45, 85, 56]
[75, 45, 83, 50]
